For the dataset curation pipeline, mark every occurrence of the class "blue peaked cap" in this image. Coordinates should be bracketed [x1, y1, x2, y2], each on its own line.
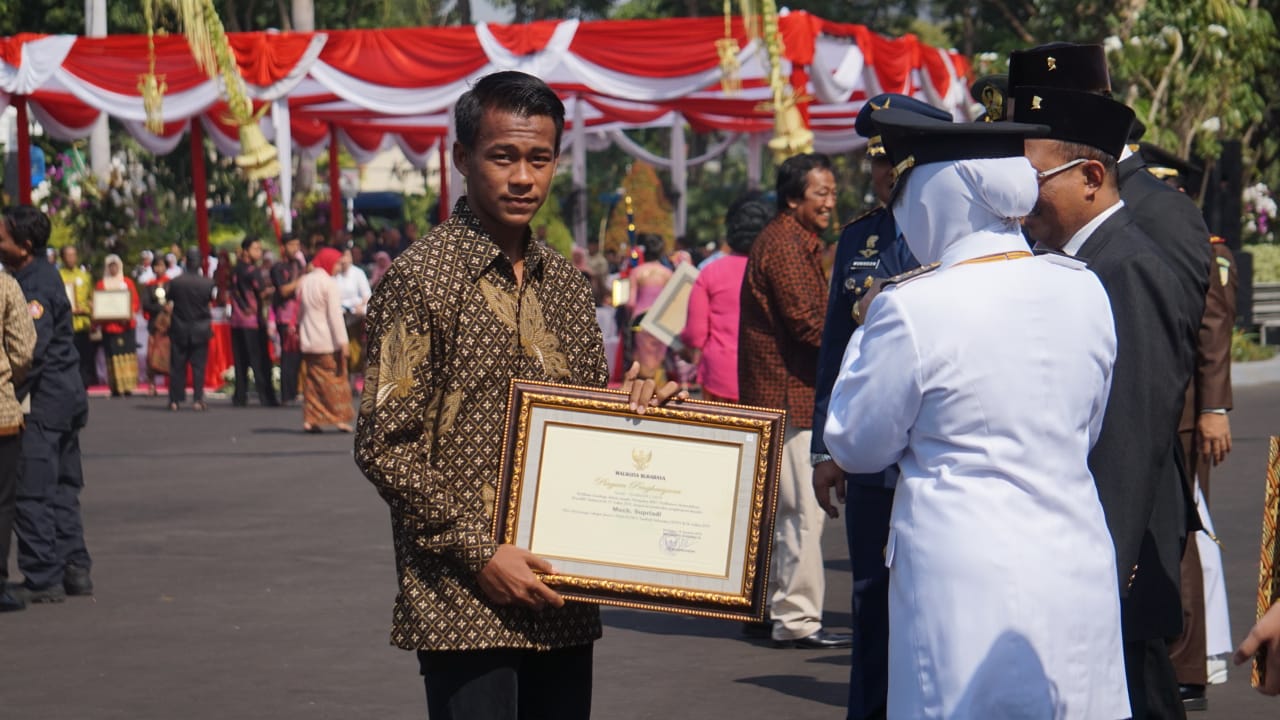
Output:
[855, 94, 953, 156]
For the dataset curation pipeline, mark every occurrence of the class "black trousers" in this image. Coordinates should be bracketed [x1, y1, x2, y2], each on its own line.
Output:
[169, 334, 210, 404]
[0, 432, 20, 584]
[279, 343, 301, 404]
[1124, 637, 1186, 720]
[417, 644, 593, 720]
[73, 330, 96, 388]
[14, 420, 90, 590]
[844, 483, 893, 720]
[230, 326, 277, 406]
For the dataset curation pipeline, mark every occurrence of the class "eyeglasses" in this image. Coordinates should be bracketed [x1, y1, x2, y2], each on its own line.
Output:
[1036, 158, 1089, 182]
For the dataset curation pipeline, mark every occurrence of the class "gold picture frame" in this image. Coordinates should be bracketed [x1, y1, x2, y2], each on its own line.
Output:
[1253, 436, 1280, 688]
[495, 380, 784, 622]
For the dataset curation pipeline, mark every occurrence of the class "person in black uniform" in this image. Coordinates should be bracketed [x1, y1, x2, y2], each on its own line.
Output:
[0, 205, 92, 603]
[168, 248, 217, 411]
[1013, 80, 1199, 720]
[1008, 44, 1214, 718]
[810, 93, 950, 720]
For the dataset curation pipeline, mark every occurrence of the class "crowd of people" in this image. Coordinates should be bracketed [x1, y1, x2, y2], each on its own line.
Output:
[3, 56, 1280, 719]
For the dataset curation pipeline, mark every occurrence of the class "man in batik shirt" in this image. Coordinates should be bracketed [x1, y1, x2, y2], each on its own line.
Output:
[356, 70, 678, 720]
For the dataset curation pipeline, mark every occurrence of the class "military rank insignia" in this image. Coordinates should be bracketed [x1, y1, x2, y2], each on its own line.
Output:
[859, 234, 880, 259]
[1217, 256, 1231, 287]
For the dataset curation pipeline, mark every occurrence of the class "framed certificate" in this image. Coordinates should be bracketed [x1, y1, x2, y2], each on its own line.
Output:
[1253, 436, 1280, 688]
[496, 380, 784, 621]
[91, 289, 132, 321]
[638, 263, 698, 347]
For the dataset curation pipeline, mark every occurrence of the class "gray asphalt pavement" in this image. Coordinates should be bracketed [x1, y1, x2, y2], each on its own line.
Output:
[1, 383, 1277, 719]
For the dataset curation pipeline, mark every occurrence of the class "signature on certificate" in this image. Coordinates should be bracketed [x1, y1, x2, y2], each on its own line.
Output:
[660, 529, 699, 555]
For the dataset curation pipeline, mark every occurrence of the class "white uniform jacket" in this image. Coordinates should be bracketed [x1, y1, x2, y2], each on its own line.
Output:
[824, 233, 1130, 720]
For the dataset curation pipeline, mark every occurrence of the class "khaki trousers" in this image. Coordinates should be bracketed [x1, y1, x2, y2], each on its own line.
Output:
[769, 427, 827, 640]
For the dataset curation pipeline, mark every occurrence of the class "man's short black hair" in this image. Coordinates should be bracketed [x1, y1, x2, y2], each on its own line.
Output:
[455, 71, 565, 155]
[241, 236, 260, 252]
[5, 205, 52, 252]
[1051, 139, 1118, 187]
[775, 153, 833, 212]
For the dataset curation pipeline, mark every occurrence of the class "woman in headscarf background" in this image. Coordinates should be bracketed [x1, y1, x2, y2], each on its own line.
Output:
[297, 247, 352, 433]
[822, 109, 1129, 719]
[95, 254, 142, 396]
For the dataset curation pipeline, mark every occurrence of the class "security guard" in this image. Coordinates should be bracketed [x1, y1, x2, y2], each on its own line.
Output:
[58, 245, 95, 388]
[810, 93, 951, 720]
[0, 205, 92, 603]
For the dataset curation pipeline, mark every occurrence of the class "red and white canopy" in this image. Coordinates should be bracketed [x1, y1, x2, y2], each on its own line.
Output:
[1, 12, 972, 162]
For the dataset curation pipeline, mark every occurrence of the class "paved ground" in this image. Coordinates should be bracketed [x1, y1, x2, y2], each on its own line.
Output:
[1, 383, 1278, 719]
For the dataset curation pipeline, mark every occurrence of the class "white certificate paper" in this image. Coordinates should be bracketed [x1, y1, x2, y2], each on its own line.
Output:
[530, 423, 743, 578]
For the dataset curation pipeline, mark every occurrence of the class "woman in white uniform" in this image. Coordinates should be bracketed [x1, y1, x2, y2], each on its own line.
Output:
[823, 108, 1129, 719]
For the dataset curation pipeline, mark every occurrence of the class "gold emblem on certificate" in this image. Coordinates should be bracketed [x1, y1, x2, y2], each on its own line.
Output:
[496, 380, 785, 621]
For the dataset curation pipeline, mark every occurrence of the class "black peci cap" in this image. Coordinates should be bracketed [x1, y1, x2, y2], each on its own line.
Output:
[1010, 86, 1135, 159]
[870, 107, 1048, 200]
[969, 74, 1009, 122]
[855, 94, 952, 157]
[1008, 43, 1110, 95]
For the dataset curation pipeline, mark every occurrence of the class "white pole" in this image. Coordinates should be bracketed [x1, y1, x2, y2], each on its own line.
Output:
[571, 95, 587, 247]
[86, 0, 110, 186]
[273, 99, 294, 233]
[671, 113, 687, 239]
[746, 132, 763, 190]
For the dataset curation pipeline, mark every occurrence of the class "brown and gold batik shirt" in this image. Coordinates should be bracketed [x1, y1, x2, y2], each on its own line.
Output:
[356, 198, 608, 652]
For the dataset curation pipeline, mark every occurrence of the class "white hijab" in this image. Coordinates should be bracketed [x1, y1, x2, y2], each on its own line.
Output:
[891, 156, 1039, 267]
[102, 254, 126, 290]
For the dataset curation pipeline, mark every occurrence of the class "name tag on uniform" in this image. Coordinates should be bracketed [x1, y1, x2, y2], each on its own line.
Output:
[849, 260, 880, 270]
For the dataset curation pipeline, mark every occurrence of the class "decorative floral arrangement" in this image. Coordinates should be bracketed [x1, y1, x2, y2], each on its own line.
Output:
[1244, 182, 1277, 245]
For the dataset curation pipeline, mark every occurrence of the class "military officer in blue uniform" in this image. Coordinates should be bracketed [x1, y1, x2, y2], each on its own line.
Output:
[811, 94, 952, 720]
[0, 205, 92, 603]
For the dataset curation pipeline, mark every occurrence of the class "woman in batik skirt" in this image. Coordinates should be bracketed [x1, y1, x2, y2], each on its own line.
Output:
[95, 254, 141, 396]
[297, 248, 353, 433]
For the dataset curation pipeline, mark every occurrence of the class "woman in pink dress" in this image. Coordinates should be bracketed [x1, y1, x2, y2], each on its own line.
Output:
[627, 233, 673, 381]
[680, 193, 775, 402]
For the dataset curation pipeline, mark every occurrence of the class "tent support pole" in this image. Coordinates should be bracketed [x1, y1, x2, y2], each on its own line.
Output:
[16, 97, 31, 205]
[191, 120, 210, 270]
[329, 125, 342, 233]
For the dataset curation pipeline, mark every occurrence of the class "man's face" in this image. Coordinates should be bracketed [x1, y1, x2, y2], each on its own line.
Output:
[869, 157, 894, 206]
[788, 167, 837, 235]
[61, 247, 79, 268]
[246, 241, 263, 263]
[453, 108, 558, 236]
[284, 239, 301, 259]
[1023, 139, 1078, 250]
[340, 250, 353, 271]
[0, 221, 28, 268]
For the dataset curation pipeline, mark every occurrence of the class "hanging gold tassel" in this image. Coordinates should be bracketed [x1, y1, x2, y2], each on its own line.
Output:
[163, 0, 279, 180]
[716, 0, 742, 95]
[758, 0, 812, 161]
[139, 0, 168, 134]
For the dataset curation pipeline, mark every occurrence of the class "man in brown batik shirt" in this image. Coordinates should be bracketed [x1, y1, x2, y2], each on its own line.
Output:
[356, 71, 678, 720]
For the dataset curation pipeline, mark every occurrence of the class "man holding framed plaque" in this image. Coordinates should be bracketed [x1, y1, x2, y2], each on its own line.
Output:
[355, 71, 680, 720]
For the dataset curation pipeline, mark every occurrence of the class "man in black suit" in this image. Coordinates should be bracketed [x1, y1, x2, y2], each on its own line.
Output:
[167, 248, 217, 411]
[1015, 84, 1198, 720]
